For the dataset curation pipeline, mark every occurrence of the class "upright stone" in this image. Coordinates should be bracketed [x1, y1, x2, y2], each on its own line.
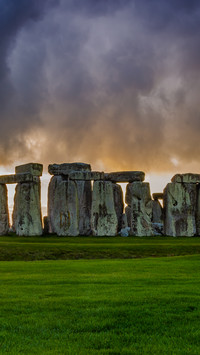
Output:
[196, 185, 200, 236]
[112, 183, 124, 232]
[163, 182, 197, 237]
[12, 180, 42, 236]
[91, 181, 118, 236]
[48, 176, 79, 236]
[152, 199, 163, 224]
[125, 182, 153, 236]
[0, 184, 9, 235]
[75, 180, 92, 235]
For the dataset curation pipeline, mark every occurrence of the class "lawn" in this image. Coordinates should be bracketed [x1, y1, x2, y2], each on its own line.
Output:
[1, 235, 200, 260]
[0, 256, 200, 354]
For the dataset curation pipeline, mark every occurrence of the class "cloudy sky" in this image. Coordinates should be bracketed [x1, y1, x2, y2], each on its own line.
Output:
[1, 0, 200, 206]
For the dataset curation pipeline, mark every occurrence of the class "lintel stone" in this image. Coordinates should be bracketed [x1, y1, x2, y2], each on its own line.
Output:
[0, 173, 39, 185]
[171, 173, 200, 184]
[15, 163, 43, 176]
[48, 163, 91, 176]
[152, 193, 164, 200]
[104, 171, 145, 183]
[68, 171, 104, 181]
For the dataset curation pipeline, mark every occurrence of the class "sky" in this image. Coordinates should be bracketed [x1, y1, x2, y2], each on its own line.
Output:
[1, 0, 200, 210]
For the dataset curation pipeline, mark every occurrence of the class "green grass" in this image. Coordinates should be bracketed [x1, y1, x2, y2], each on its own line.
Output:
[0, 256, 200, 354]
[0, 235, 200, 260]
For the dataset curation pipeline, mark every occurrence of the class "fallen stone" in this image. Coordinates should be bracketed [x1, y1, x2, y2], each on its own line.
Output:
[12, 181, 43, 236]
[91, 181, 118, 236]
[104, 171, 145, 183]
[171, 173, 200, 184]
[152, 199, 163, 223]
[163, 182, 197, 237]
[152, 223, 164, 236]
[119, 227, 130, 237]
[75, 180, 92, 235]
[48, 163, 91, 176]
[0, 173, 39, 185]
[112, 183, 124, 232]
[125, 182, 153, 236]
[69, 171, 104, 181]
[48, 176, 79, 236]
[0, 184, 9, 235]
[152, 193, 164, 200]
[15, 163, 43, 176]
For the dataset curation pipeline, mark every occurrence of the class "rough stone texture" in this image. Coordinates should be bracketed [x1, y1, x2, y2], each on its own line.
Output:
[196, 185, 200, 236]
[75, 180, 92, 235]
[112, 183, 124, 232]
[152, 223, 164, 236]
[0, 173, 39, 185]
[152, 199, 163, 223]
[48, 163, 91, 176]
[121, 213, 128, 229]
[104, 171, 145, 183]
[171, 173, 200, 184]
[12, 181, 43, 236]
[119, 227, 130, 237]
[43, 216, 49, 235]
[125, 182, 153, 236]
[152, 193, 164, 200]
[69, 171, 104, 181]
[163, 182, 197, 237]
[91, 181, 118, 236]
[0, 184, 9, 235]
[15, 163, 43, 176]
[48, 176, 79, 236]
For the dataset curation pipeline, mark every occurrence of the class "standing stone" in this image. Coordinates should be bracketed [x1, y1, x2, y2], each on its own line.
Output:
[125, 182, 153, 236]
[12, 180, 42, 236]
[112, 183, 124, 232]
[48, 176, 79, 236]
[163, 182, 197, 237]
[75, 180, 92, 235]
[196, 185, 200, 236]
[152, 199, 163, 224]
[0, 184, 9, 235]
[91, 181, 118, 236]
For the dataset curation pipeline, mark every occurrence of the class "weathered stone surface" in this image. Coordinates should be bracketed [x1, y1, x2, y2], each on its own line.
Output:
[152, 223, 164, 236]
[75, 180, 92, 235]
[43, 216, 49, 235]
[0, 173, 39, 185]
[125, 182, 153, 236]
[12, 181, 43, 236]
[119, 215, 130, 236]
[0, 184, 9, 235]
[152, 199, 163, 223]
[48, 163, 91, 176]
[104, 171, 145, 183]
[152, 193, 164, 200]
[15, 163, 43, 176]
[69, 171, 104, 181]
[163, 182, 197, 237]
[171, 173, 200, 184]
[48, 176, 79, 236]
[112, 183, 124, 232]
[196, 185, 200, 236]
[91, 181, 118, 236]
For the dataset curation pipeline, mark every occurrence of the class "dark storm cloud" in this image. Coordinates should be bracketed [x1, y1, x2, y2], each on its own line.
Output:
[1, 0, 200, 172]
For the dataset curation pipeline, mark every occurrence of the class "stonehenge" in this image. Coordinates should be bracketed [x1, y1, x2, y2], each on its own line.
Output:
[1, 162, 200, 237]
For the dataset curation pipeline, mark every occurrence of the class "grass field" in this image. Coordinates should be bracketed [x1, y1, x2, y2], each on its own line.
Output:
[1, 256, 200, 354]
[1, 235, 200, 260]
